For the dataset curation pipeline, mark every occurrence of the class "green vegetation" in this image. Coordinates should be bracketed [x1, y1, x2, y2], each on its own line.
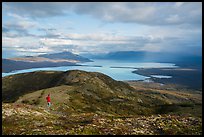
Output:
[2, 103, 202, 135]
[2, 70, 202, 135]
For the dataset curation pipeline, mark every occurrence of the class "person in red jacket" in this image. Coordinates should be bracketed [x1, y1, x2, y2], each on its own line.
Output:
[46, 94, 51, 108]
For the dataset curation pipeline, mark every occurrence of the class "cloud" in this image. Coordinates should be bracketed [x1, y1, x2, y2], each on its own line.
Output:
[3, 2, 68, 18]
[3, 28, 150, 54]
[36, 32, 162, 54]
[3, 13, 39, 38]
[2, 27, 10, 33]
[70, 2, 201, 26]
[16, 46, 54, 53]
[73, 3, 157, 24]
[2, 2, 202, 56]
[165, 14, 181, 24]
[3, 21, 201, 55]
[175, 2, 184, 7]
[3, 2, 201, 26]
[38, 28, 62, 39]
[7, 13, 39, 29]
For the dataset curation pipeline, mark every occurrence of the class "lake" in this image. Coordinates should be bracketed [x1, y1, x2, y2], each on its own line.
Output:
[2, 59, 178, 81]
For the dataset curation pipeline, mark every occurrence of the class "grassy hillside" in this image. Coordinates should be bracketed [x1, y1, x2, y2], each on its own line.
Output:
[2, 70, 133, 102]
[2, 71, 63, 102]
[2, 70, 202, 135]
[3, 70, 153, 116]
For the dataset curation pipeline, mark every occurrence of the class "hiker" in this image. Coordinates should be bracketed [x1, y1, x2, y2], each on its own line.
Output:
[46, 94, 51, 108]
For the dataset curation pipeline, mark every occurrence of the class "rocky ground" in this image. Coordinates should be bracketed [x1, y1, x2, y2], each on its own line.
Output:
[2, 103, 202, 135]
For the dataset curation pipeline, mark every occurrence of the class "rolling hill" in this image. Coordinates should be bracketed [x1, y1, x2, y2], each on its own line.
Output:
[2, 70, 202, 135]
[3, 70, 151, 116]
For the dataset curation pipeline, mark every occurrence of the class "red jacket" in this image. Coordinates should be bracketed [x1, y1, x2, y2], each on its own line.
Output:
[46, 96, 51, 102]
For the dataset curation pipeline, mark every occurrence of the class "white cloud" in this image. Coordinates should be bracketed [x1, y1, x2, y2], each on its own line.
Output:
[40, 38, 73, 46]
[166, 14, 181, 24]
[141, 43, 162, 52]
[3, 13, 40, 38]
[2, 36, 40, 49]
[6, 13, 39, 29]
[2, 2, 202, 56]
[16, 46, 53, 53]
[175, 2, 184, 7]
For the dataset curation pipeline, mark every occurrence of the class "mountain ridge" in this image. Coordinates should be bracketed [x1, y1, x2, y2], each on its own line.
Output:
[81, 51, 202, 68]
[2, 70, 134, 103]
[38, 51, 91, 62]
[2, 51, 92, 73]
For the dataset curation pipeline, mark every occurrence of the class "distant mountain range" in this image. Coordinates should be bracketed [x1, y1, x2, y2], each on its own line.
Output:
[81, 51, 202, 68]
[2, 51, 92, 73]
[38, 51, 91, 62]
[2, 50, 202, 73]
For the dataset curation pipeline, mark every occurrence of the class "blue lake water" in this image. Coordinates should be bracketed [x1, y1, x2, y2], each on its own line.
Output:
[2, 59, 178, 81]
[150, 75, 172, 78]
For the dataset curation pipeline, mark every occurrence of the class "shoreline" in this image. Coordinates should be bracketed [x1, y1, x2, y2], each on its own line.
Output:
[2, 64, 103, 74]
[132, 67, 202, 91]
[2, 63, 202, 91]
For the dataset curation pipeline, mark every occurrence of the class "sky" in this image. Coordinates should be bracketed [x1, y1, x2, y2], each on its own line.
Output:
[2, 2, 202, 58]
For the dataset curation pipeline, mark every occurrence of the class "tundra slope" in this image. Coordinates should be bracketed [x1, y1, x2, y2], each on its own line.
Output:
[2, 70, 202, 135]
